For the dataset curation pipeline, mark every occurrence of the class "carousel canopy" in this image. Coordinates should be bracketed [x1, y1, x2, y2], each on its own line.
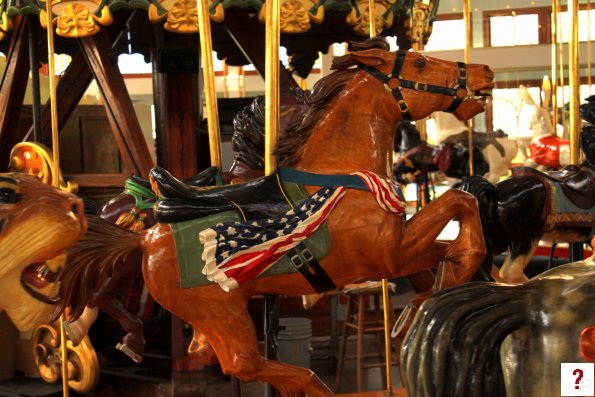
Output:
[0, 0, 439, 76]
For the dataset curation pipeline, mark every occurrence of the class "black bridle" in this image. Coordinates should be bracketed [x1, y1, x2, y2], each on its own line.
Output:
[359, 50, 471, 120]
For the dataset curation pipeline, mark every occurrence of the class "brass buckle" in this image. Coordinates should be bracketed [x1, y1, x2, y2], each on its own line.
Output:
[458, 68, 467, 80]
[290, 254, 304, 269]
[415, 82, 428, 91]
[398, 99, 409, 113]
[301, 248, 314, 262]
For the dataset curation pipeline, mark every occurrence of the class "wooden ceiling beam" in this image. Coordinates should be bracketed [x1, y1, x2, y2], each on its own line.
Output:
[0, 16, 31, 167]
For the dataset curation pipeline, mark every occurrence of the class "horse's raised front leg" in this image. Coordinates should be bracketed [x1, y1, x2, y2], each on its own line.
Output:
[197, 312, 334, 397]
[392, 189, 485, 338]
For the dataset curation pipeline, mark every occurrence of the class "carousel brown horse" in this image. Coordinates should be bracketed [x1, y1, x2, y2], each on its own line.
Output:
[56, 37, 492, 396]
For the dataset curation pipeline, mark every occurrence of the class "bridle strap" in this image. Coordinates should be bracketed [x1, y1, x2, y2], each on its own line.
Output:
[359, 52, 470, 120]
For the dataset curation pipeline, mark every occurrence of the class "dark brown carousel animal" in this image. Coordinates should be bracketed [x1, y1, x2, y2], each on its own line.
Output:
[458, 101, 595, 283]
[0, 173, 86, 331]
[393, 121, 490, 184]
[401, 250, 595, 397]
[55, 37, 493, 396]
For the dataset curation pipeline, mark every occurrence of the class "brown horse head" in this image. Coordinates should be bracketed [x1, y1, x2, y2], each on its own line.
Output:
[333, 38, 494, 121]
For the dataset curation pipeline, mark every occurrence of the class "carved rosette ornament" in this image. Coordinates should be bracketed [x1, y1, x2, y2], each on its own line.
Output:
[258, 0, 323, 34]
[405, 1, 434, 45]
[33, 323, 99, 393]
[147, 0, 224, 33]
[39, 0, 113, 38]
[9, 142, 77, 193]
[347, 0, 394, 37]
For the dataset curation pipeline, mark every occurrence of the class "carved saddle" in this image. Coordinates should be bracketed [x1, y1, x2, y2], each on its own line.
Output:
[512, 165, 595, 209]
[150, 167, 292, 223]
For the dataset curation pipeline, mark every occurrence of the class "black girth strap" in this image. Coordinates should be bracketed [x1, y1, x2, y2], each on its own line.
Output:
[359, 51, 470, 120]
[289, 243, 336, 293]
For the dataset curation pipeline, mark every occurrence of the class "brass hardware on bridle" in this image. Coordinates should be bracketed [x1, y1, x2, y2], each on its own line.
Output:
[360, 50, 470, 120]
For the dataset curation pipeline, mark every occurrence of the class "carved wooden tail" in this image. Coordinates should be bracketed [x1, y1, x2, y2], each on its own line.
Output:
[52, 216, 143, 322]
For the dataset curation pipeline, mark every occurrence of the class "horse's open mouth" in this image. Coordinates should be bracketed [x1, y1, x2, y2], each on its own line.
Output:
[473, 89, 492, 103]
[20, 262, 62, 305]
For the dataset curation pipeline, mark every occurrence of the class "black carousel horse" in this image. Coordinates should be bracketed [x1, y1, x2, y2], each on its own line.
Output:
[401, 254, 595, 397]
[394, 121, 490, 184]
[458, 99, 595, 283]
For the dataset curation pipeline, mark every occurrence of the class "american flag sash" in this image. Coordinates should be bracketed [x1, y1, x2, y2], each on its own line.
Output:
[199, 171, 406, 291]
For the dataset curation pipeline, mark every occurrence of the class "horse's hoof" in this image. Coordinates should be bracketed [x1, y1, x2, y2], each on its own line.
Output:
[62, 321, 84, 346]
[116, 332, 145, 364]
[391, 305, 418, 339]
[116, 342, 143, 364]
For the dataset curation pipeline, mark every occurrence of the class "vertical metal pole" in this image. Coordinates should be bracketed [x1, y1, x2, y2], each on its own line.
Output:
[196, 0, 222, 168]
[588, 0, 592, 95]
[551, 0, 559, 130]
[264, 0, 280, 395]
[44, 6, 69, 397]
[366, 0, 393, 393]
[264, 0, 280, 175]
[463, 0, 474, 175]
[569, 0, 581, 164]
[28, 20, 42, 142]
[558, 1, 567, 138]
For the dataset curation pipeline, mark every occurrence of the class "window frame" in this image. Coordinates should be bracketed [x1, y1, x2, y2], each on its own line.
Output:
[483, 7, 550, 47]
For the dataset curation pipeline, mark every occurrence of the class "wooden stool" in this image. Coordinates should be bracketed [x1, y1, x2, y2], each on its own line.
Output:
[335, 281, 397, 393]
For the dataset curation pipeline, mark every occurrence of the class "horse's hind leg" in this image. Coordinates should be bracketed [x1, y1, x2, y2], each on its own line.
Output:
[93, 252, 145, 363]
[196, 313, 333, 397]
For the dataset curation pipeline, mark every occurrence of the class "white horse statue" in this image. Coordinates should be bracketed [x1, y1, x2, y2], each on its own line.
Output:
[516, 84, 569, 168]
[428, 112, 518, 183]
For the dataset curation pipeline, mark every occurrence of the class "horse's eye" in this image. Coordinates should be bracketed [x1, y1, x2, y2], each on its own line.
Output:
[415, 58, 426, 70]
[0, 177, 20, 205]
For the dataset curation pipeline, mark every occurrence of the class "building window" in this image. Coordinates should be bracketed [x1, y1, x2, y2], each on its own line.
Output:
[489, 13, 540, 47]
[559, 9, 595, 42]
[425, 18, 466, 51]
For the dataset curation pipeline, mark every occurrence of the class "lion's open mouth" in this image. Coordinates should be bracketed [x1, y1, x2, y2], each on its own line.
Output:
[20, 262, 62, 305]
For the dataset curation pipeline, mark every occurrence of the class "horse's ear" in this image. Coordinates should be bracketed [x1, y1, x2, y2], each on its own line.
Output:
[331, 49, 392, 70]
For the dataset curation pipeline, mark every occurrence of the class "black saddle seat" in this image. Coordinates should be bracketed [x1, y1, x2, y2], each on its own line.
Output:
[512, 166, 595, 209]
[150, 167, 291, 223]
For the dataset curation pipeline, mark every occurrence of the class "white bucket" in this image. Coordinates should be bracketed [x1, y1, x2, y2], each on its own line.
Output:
[277, 317, 312, 368]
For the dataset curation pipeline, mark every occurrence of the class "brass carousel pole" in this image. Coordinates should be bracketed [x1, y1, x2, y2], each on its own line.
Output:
[588, 0, 592, 95]
[463, 0, 473, 175]
[264, 0, 280, 175]
[551, 0, 559, 129]
[197, 0, 222, 168]
[569, 0, 581, 163]
[558, 1, 567, 137]
[365, 0, 393, 393]
[44, 5, 69, 397]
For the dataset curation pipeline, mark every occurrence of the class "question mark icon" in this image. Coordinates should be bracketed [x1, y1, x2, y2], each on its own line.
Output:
[574, 369, 584, 390]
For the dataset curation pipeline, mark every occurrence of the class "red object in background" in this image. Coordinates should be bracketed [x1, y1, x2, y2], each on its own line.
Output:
[529, 135, 570, 168]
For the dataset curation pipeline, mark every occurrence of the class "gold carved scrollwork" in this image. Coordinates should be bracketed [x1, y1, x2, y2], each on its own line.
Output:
[258, 0, 323, 34]
[148, 0, 224, 33]
[0, 12, 13, 42]
[9, 142, 77, 193]
[39, 0, 113, 38]
[347, 0, 394, 37]
[33, 323, 99, 393]
[406, 1, 433, 45]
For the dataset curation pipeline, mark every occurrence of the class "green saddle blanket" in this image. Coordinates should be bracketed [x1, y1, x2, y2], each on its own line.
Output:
[172, 181, 331, 288]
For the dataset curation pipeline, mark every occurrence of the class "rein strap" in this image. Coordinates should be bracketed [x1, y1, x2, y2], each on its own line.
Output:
[359, 51, 469, 120]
